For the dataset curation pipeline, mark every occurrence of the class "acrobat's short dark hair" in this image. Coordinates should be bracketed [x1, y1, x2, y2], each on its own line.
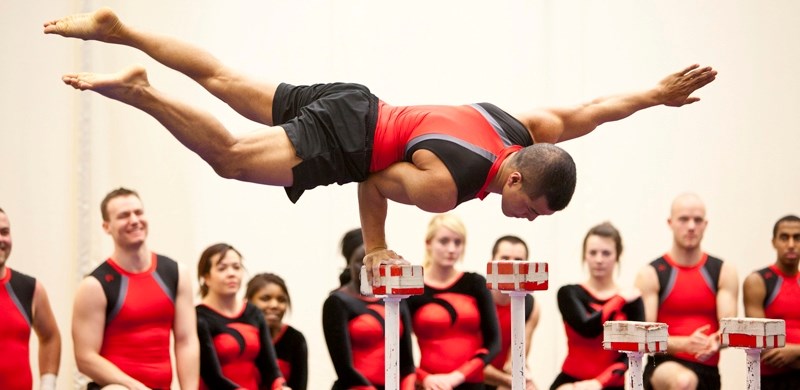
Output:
[773, 215, 800, 239]
[512, 144, 577, 211]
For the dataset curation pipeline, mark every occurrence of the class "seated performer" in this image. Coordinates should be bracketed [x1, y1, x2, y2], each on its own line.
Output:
[322, 228, 416, 389]
[742, 215, 800, 390]
[551, 222, 644, 390]
[44, 8, 717, 278]
[406, 214, 500, 390]
[484, 235, 540, 390]
[195, 243, 286, 389]
[636, 194, 738, 390]
[0, 208, 61, 390]
[247, 273, 309, 390]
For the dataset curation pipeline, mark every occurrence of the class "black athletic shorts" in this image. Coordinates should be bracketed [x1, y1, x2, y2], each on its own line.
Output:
[549, 372, 624, 390]
[761, 369, 800, 390]
[87, 383, 167, 390]
[643, 354, 721, 390]
[272, 82, 379, 203]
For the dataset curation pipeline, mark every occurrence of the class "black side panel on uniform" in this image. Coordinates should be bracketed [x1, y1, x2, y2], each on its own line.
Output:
[90, 262, 122, 320]
[525, 294, 534, 320]
[407, 139, 489, 204]
[702, 256, 724, 295]
[9, 269, 36, 323]
[650, 257, 674, 304]
[155, 255, 179, 302]
[757, 267, 781, 307]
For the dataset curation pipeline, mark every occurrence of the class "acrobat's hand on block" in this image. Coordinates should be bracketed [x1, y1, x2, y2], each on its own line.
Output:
[359, 264, 424, 390]
[360, 264, 424, 297]
[486, 260, 548, 291]
[720, 317, 786, 390]
[603, 321, 668, 390]
[486, 261, 548, 390]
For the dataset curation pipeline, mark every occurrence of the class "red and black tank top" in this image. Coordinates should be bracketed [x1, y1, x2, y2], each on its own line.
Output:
[90, 254, 178, 389]
[372, 102, 533, 205]
[0, 268, 36, 390]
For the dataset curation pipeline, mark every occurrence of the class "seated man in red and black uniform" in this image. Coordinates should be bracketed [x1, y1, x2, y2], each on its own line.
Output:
[484, 235, 540, 390]
[743, 215, 800, 390]
[72, 188, 199, 390]
[635, 193, 738, 390]
[0, 208, 61, 390]
[45, 8, 717, 283]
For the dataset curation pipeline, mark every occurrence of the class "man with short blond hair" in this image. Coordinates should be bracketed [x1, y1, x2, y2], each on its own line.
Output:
[636, 193, 738, 390]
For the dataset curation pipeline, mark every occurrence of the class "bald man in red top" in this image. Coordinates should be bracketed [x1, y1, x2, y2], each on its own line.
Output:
[72, 188, 199, 390]
[635, 194, 738, 390]
[0, 208, 61, 390]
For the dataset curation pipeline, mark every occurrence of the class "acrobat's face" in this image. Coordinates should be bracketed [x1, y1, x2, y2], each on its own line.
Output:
[500, 172, 555, 221]
[102, 195, 148, 249]
[0, 212, 11, 267]
[251, 282, 289, 328]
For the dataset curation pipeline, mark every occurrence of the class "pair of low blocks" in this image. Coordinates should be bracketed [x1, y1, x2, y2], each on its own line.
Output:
[359, 260, 550, 296]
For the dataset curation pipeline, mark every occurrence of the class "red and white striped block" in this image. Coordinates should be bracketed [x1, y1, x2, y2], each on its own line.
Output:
[360, 265, 424, 296]
[603, 321, 668, 353]
[485, 261, 549, 291]
[720, 317, 786, 349]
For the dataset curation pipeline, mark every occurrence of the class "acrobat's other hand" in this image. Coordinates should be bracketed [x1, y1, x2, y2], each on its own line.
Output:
[658, 64, 717, 107]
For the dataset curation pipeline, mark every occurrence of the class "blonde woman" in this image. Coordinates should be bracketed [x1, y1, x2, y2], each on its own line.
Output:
[407, 214, 500, 390]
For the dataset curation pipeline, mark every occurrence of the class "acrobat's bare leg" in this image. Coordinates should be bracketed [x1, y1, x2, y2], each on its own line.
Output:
[44, 8, 277, 125]
[62, 66, 299, 185]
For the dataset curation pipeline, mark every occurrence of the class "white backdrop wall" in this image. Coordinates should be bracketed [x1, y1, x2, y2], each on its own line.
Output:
[3, 1, 799, 389]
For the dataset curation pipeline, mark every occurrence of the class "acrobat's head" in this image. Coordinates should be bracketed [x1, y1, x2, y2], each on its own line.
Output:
[501, 144, 576, 221]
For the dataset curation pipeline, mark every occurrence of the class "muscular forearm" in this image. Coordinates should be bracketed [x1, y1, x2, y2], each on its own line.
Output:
[76, 352, 143, 388]
[666, 335, 690, 354]
[175, 337, 200, 389]
[483, 365, 512, 387]
[557, 89, 662, 142]
[38, 334, 61, 375]
[357, 181, 389, 252]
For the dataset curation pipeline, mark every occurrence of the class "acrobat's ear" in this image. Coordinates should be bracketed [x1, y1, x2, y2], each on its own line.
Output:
[507, 171, 523, 186]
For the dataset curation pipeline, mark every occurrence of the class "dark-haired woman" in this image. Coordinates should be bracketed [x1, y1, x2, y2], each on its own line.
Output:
[195, 243, 286, 390]
[247, 272, 308, 390]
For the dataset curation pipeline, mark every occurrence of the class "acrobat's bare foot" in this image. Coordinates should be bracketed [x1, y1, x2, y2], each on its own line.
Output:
[62, 66, 150, 103]
[43, 7, 124, 42]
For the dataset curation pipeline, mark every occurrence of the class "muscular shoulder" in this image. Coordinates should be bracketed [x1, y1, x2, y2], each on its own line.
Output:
[514, 109, 563, 144]
[409, 149, 458, 211]
[74, 276, 107, 310]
